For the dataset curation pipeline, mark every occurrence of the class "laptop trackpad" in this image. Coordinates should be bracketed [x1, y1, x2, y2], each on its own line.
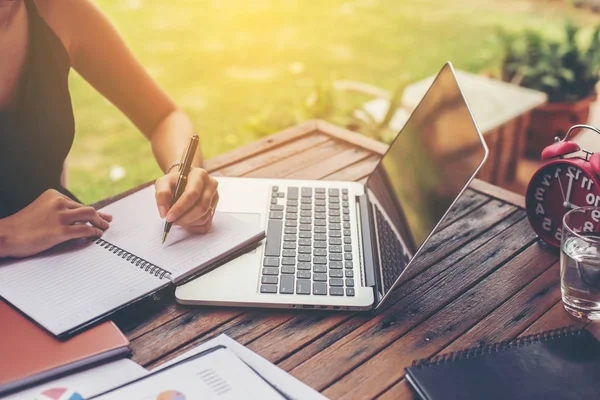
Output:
[224, 212, 263, 254]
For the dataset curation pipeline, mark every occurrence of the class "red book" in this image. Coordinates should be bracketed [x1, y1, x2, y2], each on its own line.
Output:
[0, 300, 130, 396]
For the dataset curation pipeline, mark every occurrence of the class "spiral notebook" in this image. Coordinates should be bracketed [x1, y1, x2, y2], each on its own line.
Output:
[405, 327, 600, 400]
[0, 186, 265, 338]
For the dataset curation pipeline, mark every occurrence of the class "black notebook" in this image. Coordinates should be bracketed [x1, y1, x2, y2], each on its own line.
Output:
[405, 327, 600, 400]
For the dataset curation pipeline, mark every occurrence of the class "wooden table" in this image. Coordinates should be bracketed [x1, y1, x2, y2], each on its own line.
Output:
[106, 120, 597, 399]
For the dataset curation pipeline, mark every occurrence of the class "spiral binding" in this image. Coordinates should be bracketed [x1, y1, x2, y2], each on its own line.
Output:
[412, 326, 584, 368]
[95, 239, 172, 280]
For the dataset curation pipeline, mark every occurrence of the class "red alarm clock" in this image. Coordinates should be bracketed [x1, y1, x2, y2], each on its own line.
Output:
[526, 124, 600, 248]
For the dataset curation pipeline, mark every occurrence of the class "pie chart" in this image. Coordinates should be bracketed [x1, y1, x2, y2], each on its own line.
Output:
[35, 388, 84, 400]
[157, 391, 186, 400]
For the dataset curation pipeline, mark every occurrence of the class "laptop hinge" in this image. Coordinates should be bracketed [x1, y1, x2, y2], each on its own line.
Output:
[357, 194, 381, 292]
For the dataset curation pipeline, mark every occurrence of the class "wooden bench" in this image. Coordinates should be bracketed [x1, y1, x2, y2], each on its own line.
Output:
[103, 120, 596, 399]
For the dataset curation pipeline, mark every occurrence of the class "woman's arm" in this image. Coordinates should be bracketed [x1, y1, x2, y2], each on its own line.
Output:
[39, 0, 216, 231]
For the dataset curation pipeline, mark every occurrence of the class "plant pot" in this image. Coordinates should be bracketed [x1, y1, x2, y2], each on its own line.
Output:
[525, 94, 597, 158]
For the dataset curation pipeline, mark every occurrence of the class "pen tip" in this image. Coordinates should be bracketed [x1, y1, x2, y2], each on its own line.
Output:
[162, 232, 167, 244]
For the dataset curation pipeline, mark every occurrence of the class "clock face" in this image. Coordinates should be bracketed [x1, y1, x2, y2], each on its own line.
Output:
[526, 160, 600, 247]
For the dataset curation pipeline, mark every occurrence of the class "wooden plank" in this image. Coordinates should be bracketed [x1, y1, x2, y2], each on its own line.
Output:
[285, 146, 372, 180]
[130, 308, 242, 366]
[378, 258, 561, 400]
[323, 241, 557, 399]
[316, 119, 388, 155]
[289, 216, 536, 391]
[400, 201, 516, 284]
[521, 300, 587, 335]
[244, 140, 351, 178]
[146, 309, 296, 369]
[203, 120, 317, 172]
[215, 134, 331, 177]
[322, 154, 380, 182]
[438, 190, 490, 230]
[470, 178, 526, 208]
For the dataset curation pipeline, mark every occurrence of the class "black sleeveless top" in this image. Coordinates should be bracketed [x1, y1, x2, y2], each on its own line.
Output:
[0, 0, 74, 219]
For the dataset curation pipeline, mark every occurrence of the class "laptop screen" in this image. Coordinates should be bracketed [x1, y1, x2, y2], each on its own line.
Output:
[365, 63, 488, 297]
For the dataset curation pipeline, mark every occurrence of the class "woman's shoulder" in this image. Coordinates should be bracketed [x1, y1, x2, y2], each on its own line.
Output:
[30, 0, 97, 59]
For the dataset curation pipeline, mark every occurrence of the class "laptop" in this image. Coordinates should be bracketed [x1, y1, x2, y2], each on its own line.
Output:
[175, 62, 488, 311]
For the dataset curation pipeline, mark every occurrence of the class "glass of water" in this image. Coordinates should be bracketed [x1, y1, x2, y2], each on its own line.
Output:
[561, 206, 600, 320]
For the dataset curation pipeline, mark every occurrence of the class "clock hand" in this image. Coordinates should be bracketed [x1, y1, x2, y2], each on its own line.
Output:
[564, 175, 574, 208]
[557, 174, 567, 203]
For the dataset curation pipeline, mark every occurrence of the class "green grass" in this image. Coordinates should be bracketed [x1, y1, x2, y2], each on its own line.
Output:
[68, 0, 599, 203]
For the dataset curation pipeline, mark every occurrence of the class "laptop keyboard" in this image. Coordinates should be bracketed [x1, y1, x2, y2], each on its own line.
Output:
[261, 186, 356, 297]
[375, 207, 407, 292]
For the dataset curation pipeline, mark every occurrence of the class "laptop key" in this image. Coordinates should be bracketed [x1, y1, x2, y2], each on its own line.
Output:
[314, 233, 327, 241]
[287, 206, 298, 214]
[286, 213, 298, 220]
[282, 249, 296, 258]
[297, 270, 311, 279]
[329, 210, 341, 217]
[298, 246, 312, 254]
[264, 220, 283, 257]
[271, 198, 278, 205]
[282, 266, 295, 274]
[279, 275, 294, 294]
[345, 270, 354, 278]
[313, 282, 327, 295]
[297, 279, 311, 294]
[329, 223, 341, 230]
[329, 278, 344, 287]
[277, 192, 285, 198]
[329, 203, 340, 210]
[345, 260, 353, 269]
[343, 201, 349, 208]
[329, 270, 343, 278]
[330, 287, 344, 296]
[261, 285, 278, 293]
[287, 187, 299, 200]
[287, 200, 298, 207]
[343, 222, 351, 229]
[285, 227, 297, 235]
[315, 199, 326, 206]
[298, 254, 311, 262]
[343, 215, 350, 221]
[316, 187, 326, 193]
[314, 273, 327, 281]
[262, 267, 279, 275]
[328, 188, 340, 197]
[263, 257, 280, 267]
[343, 229, 351, 236]
[261, 276, 278, 284]
[299, 224, 312, 231]
[300, 204, 312, 211]
[313, 256, 327, 264]
[300, 210, 312, 218]
[344, 245, 352, 252]
[314, 226, 327, 234]
[282, 257, 296, 265]
[313, 264, 327, 273]
[269, 211, 283, 219]
[330, 216, 341, 223]
[314, 241, 327, 249]
[343, 209, 350, 214]
[300, 217, 312, 224]
[346, 278, 355, 287]
[315, 193, 326, 200]
[315, 213, 327, 220]
[301, 197, 312, 204]
[272, 186, 279, 192]
[301, 187, 312, 197]
[285, 220, 297, 227]
[314, 248, 327, 257]
[299, 238, 311, 246]
[329, 254, 342, 261]
[315, 206, 326, 213]
[346, 287, 355, 296]
[283, 242, 296, 250]
[344, 253, 353, 260]
[297, 262, 311, 270]
[299, 231, 311, 239]
[315, 219, 326, 226]
[284, 234, 297, 241]
[342, 188, 348, 194]
[329, 245, 342, 253]
[344, 236, 352, 244]
[271, 204, 284, 211]
[329, 238, 342, 245]
[330, 261, 343, 269]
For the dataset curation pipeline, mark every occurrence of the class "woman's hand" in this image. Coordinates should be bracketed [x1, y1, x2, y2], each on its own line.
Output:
[154, 167, 219, 234]
[0, 189, 112, 259]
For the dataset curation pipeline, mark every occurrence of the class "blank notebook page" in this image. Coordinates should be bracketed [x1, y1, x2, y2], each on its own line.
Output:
[0, 240, 163, 337]
[100, 186, 263, 281]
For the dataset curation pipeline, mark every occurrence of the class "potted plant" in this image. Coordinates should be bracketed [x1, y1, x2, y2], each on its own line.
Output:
[498, 21, 600, 157]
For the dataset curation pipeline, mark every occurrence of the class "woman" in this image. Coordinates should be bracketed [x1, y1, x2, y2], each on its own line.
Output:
[0, 0, 218, 258]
